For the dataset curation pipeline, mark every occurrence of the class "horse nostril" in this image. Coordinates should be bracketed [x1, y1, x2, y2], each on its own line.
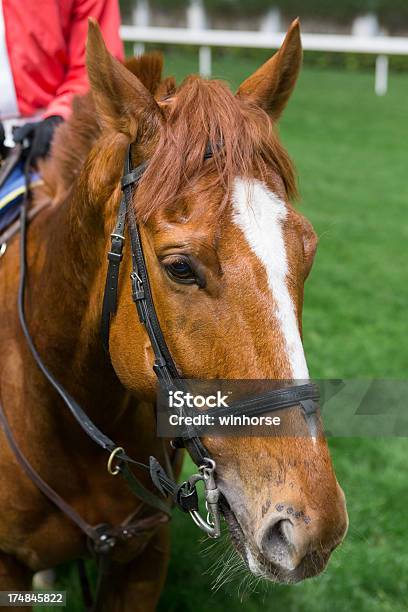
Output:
[260, 517, 304, 572]
[266, 518, 290, 546]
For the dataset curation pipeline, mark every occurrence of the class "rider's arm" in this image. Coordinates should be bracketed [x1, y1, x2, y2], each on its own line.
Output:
[43, 0, 124, 120]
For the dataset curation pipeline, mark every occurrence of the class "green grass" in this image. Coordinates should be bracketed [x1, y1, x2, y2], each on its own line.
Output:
[37, 51, 408, 611]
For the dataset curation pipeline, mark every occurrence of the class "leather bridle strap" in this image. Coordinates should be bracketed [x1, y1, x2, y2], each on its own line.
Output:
[14, 160, 173, 517]
[126, 212, 178, 384]
[8, 163, 194, 517]
[100, 194, 127, 353]
[99, 145, 209, 464]
[216, 384, 319, 419]
[117, 146, 210, 462]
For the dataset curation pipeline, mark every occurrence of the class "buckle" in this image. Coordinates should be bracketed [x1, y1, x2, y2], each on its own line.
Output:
[108, 233, 125, 263]
[107, 250, 123, 263]
[111, 233, 125, 241]
[89, 524, 117, 555]
[130, 272, 146, 324]
[130, 272, 144, 301]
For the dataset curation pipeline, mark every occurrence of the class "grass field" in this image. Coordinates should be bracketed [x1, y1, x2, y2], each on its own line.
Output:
[37, 51, 408, 611]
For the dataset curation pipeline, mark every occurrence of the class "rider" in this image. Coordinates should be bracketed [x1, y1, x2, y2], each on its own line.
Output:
[0, 0, 124, 164]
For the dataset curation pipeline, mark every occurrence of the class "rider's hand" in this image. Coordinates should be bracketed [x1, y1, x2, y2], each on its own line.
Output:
[13, 116, 63, 165]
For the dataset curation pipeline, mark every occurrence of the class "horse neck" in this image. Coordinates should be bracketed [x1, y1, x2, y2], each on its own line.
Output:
[26, 165, 127, 423]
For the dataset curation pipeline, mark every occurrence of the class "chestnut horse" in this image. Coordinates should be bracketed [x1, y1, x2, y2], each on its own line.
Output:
[0, 19, 348, 611]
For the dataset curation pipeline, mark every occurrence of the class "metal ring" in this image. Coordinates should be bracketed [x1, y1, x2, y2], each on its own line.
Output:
[199, 457, 216, 478]
[107, 446, 125, 476]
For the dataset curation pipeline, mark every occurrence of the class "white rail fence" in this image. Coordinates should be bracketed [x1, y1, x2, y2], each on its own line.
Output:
[120, 25, 408, 95]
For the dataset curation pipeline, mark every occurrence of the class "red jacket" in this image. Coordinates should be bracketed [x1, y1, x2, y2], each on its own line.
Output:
[2, 0, 123, 119]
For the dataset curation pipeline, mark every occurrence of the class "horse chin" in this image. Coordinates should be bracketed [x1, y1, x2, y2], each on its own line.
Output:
[243, 546, 328, 584]
[219, 496, 328, 585]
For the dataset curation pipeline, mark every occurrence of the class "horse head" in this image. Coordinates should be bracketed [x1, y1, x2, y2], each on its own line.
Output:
[83, 19, 348, 583]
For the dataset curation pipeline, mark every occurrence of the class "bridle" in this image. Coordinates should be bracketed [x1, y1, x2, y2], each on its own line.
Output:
[99, 144, 320, 532]
[0, 142, 320, 609]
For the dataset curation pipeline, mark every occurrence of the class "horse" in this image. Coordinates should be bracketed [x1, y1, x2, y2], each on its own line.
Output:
[0, 19, 348, 611]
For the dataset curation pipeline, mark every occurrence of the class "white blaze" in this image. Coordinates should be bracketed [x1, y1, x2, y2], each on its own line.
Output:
[231, 178, 309, 380]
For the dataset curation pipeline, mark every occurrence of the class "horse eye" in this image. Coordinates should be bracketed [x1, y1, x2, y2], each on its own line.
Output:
[164, 257, 196, 284]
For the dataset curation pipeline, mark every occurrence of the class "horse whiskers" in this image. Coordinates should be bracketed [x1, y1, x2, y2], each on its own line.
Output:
[210, 545, 247, 592]
[212, 561, 246, 593]
[214, 570, 247, 594]
[200, 530, 228, 557]
[204, 548, 229, 576]
[210, 546, 236, 577]
[201, 528, 267, 596]
[238, 571, 260, 601]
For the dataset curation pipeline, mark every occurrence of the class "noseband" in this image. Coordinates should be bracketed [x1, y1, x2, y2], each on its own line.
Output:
[0, 144, 319, 551]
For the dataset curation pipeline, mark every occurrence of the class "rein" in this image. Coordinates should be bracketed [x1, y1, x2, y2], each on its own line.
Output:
[0, 143, 320, 609]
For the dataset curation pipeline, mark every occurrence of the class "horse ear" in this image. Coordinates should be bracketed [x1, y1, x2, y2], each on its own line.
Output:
[237, 19, 302, 121]
[86, 20, 162, 139]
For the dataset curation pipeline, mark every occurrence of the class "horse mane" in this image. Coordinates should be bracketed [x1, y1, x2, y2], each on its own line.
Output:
[137, 77, 297, 221]
[40, 53, 297, 217]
